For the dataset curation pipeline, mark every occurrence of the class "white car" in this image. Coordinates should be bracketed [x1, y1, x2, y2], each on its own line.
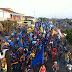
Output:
[0, 48, 11, 72]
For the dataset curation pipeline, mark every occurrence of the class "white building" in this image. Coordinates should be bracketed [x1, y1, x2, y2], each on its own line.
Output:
[25, 16, 36, 23]
[0, 8, 25, 24]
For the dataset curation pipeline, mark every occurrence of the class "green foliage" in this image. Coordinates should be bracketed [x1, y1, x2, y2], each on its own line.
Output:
[39, 18, 49, 22]
[69, 22, 72, 25]
[62, 29, 72, 45]
[55, 22, 58, 26]
[52, 19, 55, 24]
[0, 20, 17, 35]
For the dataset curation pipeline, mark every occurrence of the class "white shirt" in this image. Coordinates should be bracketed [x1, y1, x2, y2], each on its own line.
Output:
[43, 34, 45, 38]
[11, 33, 14, 36]
[67, 64, 72, 70]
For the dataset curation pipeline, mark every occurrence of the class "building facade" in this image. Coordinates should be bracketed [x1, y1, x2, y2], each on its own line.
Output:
[25, 16, 36, 23]
[0, 8, 25, 24]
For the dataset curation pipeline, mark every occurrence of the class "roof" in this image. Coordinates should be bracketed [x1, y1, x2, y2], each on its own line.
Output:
[25, 16, 34, 18]
[4, 8, 13, 11]
[0, 8, 20, 14]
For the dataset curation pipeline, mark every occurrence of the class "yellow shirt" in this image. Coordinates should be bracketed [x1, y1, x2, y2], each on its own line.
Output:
[2, 63, 7, 71]
[65, 53, 69, 57]
[30, 53, 35, 57]
[39, 34, 41, 36]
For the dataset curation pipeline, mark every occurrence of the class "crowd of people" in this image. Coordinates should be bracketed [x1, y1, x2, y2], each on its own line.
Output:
[0, 22, 72, 72]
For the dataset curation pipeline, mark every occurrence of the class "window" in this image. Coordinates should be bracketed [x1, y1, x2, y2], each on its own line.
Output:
[10, 14, 12, 18]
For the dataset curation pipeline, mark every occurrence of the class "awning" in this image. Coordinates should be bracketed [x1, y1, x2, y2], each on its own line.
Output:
[13, 14, 20, 17]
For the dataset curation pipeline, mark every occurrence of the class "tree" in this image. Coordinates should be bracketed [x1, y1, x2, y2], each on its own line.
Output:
[69, 22, 72, 25]
[39, 17, 48, 22]
[62, 29, 72, 45]
[0, 20, 17, 35]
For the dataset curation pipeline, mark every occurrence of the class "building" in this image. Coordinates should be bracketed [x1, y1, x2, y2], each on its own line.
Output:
[25, 16, 36, 23]
[0, 8, 25, 24]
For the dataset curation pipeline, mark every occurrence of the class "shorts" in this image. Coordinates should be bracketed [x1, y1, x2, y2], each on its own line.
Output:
[43, 57, 47, 61]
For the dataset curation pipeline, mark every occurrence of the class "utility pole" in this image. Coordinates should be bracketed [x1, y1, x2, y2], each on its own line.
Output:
[32, 9, 36, 25]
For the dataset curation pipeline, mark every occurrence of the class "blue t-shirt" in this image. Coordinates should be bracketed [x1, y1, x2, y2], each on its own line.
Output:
[26, 66, 32, 71]
[19, 43, 23, 48]
[10, 41, 14, 48]
[12, 54, 16, 59]
[28, 51, 32, 56]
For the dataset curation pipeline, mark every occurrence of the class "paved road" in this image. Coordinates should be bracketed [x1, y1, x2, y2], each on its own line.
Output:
[33, 50, 67, 72]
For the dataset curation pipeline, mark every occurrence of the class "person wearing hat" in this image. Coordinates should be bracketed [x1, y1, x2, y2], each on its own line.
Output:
[52, 61, 58, 72]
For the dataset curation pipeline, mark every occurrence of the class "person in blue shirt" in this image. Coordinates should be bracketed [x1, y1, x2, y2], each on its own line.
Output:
[10, 41, 14, 48]
[12, 52, 16, 62]
[28, 50, 32, 56]
[25, 64, 33, 72]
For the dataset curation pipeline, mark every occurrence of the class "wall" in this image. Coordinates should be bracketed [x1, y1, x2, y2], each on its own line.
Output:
[0, 17, 7, 21]
[4, 12, 10, 18]
[0, 11, 3, 17]
[0, 11, 10, 21]
[0, 11, 10, 18]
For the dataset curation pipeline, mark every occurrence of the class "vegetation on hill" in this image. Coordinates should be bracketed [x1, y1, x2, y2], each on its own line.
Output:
[69, 22, 72, 25]
[62, 29, 72, 45]
[0, 20, 17, 35]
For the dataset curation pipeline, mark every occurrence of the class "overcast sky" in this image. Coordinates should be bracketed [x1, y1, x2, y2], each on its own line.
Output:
[0, 0, 72, 18]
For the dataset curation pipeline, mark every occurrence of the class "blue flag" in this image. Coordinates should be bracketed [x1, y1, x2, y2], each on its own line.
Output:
[29, 31, 31, 38]
[39, 41, 42, 49]
[13, 28, 15, 34]
[19, 34, 21, 40]
[55, 39, 58, 45]
[6, 37, 8, 42]
[43, 26, 45, 32]
[19, 43, 23, 48]
[10, 41, 14, 48]
[32, 47, 44, 67]
[21, 31, 23, 36]
[25, 40, 27, 47]
[53, 41, 55, 47]
[54, 23, 56, 26]
[18, 33, 22, 44]
[57, 60, 59, 66]
[53, 39, 58, 47]
[47, 27, 49, 32]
